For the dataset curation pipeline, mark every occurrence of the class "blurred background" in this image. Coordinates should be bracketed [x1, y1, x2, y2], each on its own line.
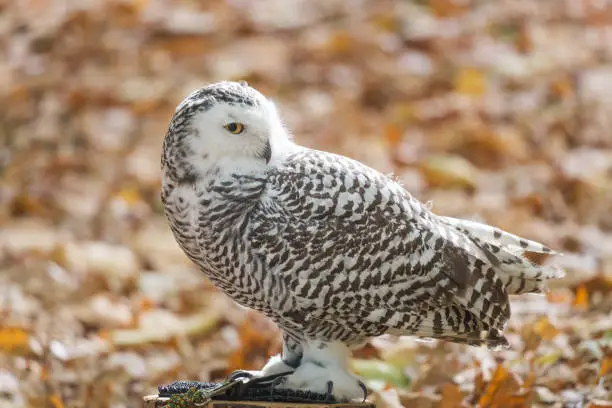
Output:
[1, 0, 612, 407]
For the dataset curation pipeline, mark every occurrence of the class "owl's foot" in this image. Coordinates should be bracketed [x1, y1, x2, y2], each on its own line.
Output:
[228, 354, 295, 382]
[275, 361, 368, 402]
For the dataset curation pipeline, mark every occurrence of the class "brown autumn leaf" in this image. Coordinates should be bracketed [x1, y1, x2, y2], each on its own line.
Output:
[575, 276, 612, 296]
[438, 383, 464, 408]
[550, 75, 575, 100]
[478, 365, 523, 408]
[326, 31, 353, 55]
[150, 35, 216, 57]
[573, 284, 590, 310]
[115, 187, 144, 207]
[0, 327, 29, 353]
[454, 123, 530, 168]
[532, 316, 560, 341]
[397, 390, 440, 408]
[389, 102, 418, 127]
[371, 14, 399, 32]
[454, 67, 486, 97]
[601, 356, 612, 377]
[581, 0, 612, 26]
[428, 0, 470, 18]
[49, 394, 65, 408]
[419, 154, 477, 190]
[515, 24, 533, 54]
[109, 2, 143, 29]
[384, 124, 403, 149]
[473, 368, 487, 399]
[353, 342, 382, 360]
[10, 193, 56, 218]
[116, 0, 150, 13]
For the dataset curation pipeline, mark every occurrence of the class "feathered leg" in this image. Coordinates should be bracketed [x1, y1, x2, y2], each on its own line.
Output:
[276, 340, 367, 402]
[229, 332, 300, 381]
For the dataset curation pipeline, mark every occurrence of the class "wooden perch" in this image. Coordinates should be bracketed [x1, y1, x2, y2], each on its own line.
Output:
[143, 395, 376, 408]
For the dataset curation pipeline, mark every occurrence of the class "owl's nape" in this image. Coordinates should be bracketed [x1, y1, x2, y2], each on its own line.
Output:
[160, 81, 564, 402]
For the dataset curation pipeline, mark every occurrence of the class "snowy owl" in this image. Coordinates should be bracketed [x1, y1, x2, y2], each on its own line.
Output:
[160, 81, 563, 401]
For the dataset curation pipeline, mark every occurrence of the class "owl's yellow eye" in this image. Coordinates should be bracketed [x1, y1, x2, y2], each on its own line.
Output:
[224, 122, 245, 134]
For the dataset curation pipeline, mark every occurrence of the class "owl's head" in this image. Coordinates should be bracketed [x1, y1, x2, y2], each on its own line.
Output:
[162, 81, 291, 183]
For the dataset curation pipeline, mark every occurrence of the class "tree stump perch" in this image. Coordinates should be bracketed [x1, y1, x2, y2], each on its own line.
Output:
[143, 395, 376, 408]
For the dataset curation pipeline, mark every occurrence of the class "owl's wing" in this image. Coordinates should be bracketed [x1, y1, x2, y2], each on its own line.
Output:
[249, 149, 561, 347]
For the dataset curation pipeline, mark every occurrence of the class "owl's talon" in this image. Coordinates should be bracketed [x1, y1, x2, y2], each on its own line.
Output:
[229, 370, 293, 399]
[268, 374, 287, 396]
[272, 374, 288, 386]
[357, 380, 368, 402]
[248, 370, 294, 386]
[321, 379, 365, 402]
[325, 381, 334, 401]
[228, 370, 255, 382]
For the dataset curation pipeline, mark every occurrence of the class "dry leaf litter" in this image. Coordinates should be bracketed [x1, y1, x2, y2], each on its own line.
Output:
[1, 1, 612, 407]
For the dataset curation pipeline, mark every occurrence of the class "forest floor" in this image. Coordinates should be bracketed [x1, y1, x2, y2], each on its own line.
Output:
[1, 1, 612, 407]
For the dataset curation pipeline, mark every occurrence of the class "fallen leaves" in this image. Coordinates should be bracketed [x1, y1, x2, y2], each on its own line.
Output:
[477, 365, 525, 408]
[573, 284, 590, 310]
[428, 0, 470, 18]
[550, 75, 575, 100]
[532, 317, 560, 341]
[601, 356, 612, 378]
[49, 394, 65, 408]
[438, 383, 464, 408]
[110, 309, 222, 347]
[0, 327, 29, 353]
[384, 124, 403, 149]
[454, 67, 487, 97]
[1, 0, 612, 407]
[325, 31, 354, 55]
[225, 312, 281, 373]
[419, 154, 477, 190]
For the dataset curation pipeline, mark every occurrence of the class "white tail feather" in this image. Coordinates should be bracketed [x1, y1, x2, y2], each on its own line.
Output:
[439, 216, 565, 294]
[440, 217, 556, 255]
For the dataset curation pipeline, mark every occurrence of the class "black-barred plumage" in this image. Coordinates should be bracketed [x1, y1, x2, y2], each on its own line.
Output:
[161, 81, 563, 401]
